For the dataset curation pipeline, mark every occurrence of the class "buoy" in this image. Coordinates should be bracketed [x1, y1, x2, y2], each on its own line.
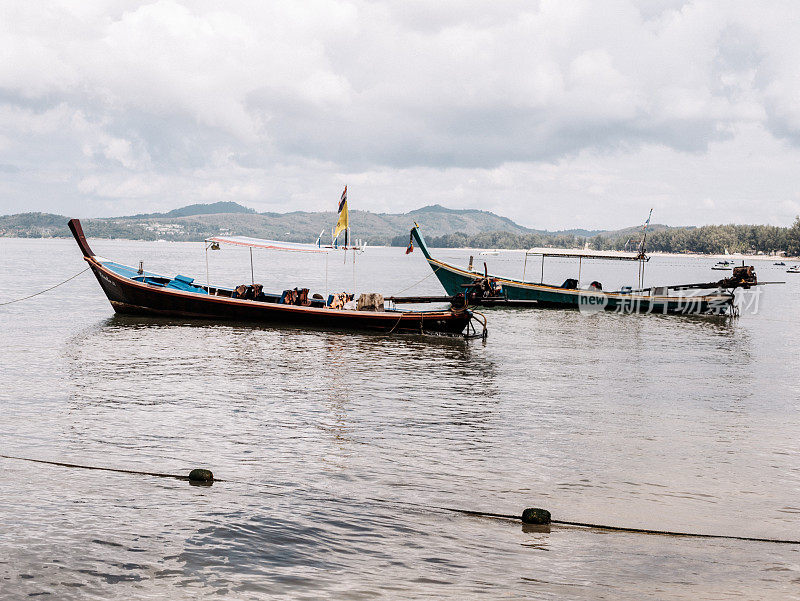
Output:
[188, 468, 214, 485]
[521, 507, 551, 525]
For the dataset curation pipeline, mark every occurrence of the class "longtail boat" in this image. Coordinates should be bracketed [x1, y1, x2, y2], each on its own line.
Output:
[405, 224, 760, 316]
[68, 219, 478, 336]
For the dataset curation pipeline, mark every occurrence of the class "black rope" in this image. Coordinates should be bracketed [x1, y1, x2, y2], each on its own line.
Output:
[2, 453, 798, 546]
[548, 519, 800, 545]
[0, 454, 225, 483]
[0, 267, 90, 306]
[422, 506, 800, 545]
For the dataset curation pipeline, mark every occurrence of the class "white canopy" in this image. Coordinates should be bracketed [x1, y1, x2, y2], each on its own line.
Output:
[207, 235, 329, 253]
[525, 247, 646, 261]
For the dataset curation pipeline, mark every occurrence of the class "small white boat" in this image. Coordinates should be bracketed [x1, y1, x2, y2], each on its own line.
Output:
[787, 265, 800, 274]
[479, 250, 500, 256]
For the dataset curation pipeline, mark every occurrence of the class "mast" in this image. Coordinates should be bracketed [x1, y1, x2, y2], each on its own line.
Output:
[637, 208, 653, 289]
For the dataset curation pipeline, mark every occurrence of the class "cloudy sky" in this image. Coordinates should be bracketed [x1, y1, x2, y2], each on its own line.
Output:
[2, 0, 800, 229]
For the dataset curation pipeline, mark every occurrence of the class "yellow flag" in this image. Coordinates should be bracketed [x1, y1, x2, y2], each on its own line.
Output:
[333, 186, 348, 243]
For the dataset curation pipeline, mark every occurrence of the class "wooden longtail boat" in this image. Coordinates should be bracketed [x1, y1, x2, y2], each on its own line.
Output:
[68, 219, 475, 335]
[407, 224, 758, 316]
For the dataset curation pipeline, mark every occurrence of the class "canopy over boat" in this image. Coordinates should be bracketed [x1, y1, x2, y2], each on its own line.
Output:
[525, 248, 647, 261]
[206, 188, 364, 253]
[207, 235, 329, 253]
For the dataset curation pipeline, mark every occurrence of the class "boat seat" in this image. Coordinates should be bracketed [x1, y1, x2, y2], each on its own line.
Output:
[561, 278, 579, 289]
[166, 274, 207, 293]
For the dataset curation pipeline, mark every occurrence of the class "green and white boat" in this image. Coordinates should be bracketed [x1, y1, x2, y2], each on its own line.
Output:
[407, 224, 757, 316]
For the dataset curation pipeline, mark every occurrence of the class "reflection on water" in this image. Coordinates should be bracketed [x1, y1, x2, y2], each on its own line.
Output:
[2, 239, 800, 600]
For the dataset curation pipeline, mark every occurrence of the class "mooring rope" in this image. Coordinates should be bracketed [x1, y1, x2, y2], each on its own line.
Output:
[426, 505, 800, 544]
[391, 265, 441, 297]
[546, 519, 800, 544]
[0, 267, 90, 306]
[385, 314, 405, 335]
[2, 453, 798, 546]
[0, 454, 223, 482]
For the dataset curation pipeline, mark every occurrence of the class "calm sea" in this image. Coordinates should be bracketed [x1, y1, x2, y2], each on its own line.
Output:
[1, 237, 799, 600]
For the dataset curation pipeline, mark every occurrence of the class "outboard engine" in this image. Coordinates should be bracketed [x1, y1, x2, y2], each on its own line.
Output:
[722, 266, 757, 289]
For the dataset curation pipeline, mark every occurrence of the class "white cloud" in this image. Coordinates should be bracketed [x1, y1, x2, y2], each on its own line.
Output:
[1, 0, 800, 228]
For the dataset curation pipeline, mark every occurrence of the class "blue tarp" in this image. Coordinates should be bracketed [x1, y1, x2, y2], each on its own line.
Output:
[166, 275, 207, 293]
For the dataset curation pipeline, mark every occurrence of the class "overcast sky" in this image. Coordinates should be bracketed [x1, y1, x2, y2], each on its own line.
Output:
[2, 0, 800, 229]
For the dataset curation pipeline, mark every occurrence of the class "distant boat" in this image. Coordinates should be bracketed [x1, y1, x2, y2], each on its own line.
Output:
[67, 219, 476, 336]
[712, 260, 733, 271]
[774, 261, 786, 266]
[787, 265, 800, 274]
[479, 250, 500, 256]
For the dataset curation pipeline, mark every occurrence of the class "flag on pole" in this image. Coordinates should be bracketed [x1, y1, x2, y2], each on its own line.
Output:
[406, 230, 414, 254]
[638, 208, 653, 255]
[333, 186, 349, 246]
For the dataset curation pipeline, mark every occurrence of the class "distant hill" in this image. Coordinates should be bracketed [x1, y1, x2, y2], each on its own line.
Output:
[0, 212, 71, 238]
[125, 201, 255, 219]
[595, 223, 676, 238]
[0, 201, 675, 247]
[405, 205, 533, 235]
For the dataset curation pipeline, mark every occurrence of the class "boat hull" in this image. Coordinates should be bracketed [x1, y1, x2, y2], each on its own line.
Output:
[70, 220, 472, 335]
[410, 228, 734, 315]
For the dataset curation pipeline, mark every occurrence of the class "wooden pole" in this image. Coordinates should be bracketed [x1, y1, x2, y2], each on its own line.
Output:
[205, 244, 210, 293]
[250, 247, 254, 284]
[640, 258, 646, 290]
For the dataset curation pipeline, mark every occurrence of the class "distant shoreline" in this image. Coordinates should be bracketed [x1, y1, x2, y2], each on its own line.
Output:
[452, 246, 799, 262]
[4, 235, 798, 262]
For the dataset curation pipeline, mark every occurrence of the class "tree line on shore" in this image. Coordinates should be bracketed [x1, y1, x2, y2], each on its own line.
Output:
[393, 218, 800, 256]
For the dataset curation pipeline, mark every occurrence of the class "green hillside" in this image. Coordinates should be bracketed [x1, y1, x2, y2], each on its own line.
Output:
[0, 202, 545, 244]
[3, 201, 795, 255]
